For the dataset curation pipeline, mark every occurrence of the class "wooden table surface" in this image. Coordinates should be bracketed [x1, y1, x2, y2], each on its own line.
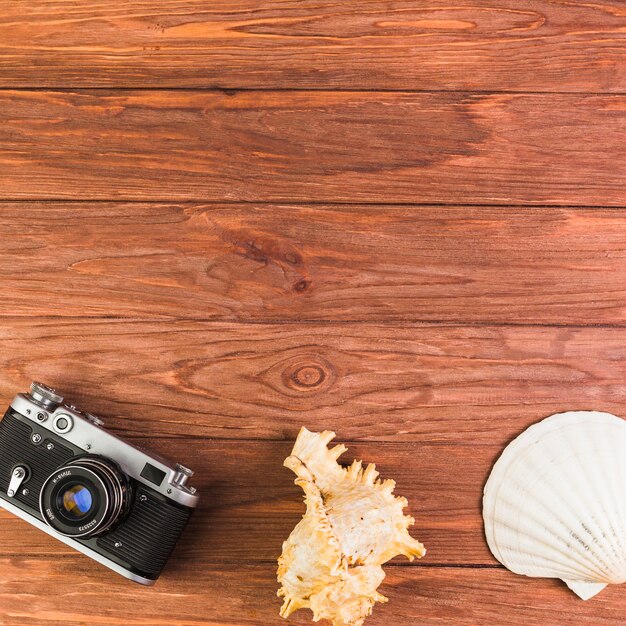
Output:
[2, 1, 626, 625]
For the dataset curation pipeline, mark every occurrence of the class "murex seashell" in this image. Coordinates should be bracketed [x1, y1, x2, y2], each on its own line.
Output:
[484, 410, 626, 600]
[277, 427, 425, 626]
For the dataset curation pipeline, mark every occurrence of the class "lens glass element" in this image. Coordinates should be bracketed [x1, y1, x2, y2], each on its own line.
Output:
[60, 483, 94, 518]
[40, 456, 131, 538]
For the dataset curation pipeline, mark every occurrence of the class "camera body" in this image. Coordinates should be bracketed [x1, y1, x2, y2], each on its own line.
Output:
[0, 382, 199, 585]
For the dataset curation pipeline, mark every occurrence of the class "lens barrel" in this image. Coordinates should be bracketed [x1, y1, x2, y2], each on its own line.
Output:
[40, 456, 131, 538]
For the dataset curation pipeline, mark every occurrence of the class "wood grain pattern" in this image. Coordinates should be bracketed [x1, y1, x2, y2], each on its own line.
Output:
[1, 319, 625, 443]
[3, 0, 626, 622]
[4, 91, 626, 204]
[0, 560, 624, 626]
[2, 0, 626, 91]
[2, 203, 626, 323]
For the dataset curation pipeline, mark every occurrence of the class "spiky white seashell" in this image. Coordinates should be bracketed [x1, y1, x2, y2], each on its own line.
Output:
[278, 427, 425, 625]
[483, 410, 626, 600]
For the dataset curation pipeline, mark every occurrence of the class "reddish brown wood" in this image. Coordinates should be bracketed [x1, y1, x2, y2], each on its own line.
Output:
[2, 203, 626, 324]
[2, 0, 625, 622]
[3, 91, 626, 204]
[0, 559, 624, 625]
[0, 319, 624, 444]
[2, 0, 626, 91]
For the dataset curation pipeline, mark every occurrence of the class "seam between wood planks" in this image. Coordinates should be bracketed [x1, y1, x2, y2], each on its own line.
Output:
[5, 199, 626, 210]
[4, 87, 626, 96]
[1, 316, 626, 329]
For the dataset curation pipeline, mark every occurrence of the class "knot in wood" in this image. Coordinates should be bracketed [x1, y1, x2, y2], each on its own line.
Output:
[281, 355, 334, 394]
[291, 364, 325, 388]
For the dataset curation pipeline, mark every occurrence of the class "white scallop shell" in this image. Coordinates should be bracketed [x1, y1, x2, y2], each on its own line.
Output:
[483, 410, 626, 600]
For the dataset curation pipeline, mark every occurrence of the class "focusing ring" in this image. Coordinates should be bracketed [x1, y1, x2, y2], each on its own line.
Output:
[40, 456, 131, 538]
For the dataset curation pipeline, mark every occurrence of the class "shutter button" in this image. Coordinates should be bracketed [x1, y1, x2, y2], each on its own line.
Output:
[53, 414, 73, 434]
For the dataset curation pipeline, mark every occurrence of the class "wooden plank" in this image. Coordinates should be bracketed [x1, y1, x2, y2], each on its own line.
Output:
[3, 91, 626, 205]
[0, 438, 496, 565]
[2, 0, 626, 91]
[0, 560, 624, 625]
[3, 203, 626, 324]
[0, 319, 625, 443]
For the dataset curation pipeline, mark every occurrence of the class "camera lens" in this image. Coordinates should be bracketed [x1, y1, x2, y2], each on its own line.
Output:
[59, 484, 94, 519]
[40, 456, 131, 538]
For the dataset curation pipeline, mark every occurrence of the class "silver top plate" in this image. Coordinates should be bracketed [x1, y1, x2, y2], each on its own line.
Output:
[10, 392, 199, 508]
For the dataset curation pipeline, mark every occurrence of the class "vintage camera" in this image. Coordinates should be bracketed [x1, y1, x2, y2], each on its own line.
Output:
[0, 382, 199, 585]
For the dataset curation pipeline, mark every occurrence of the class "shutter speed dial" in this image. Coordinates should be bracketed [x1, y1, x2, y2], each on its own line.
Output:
[29, 382, 64, 410]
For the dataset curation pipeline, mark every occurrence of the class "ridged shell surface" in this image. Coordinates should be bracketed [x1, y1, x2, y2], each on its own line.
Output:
[483, 411, 626, 600]
[277, 427, 425, 625]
